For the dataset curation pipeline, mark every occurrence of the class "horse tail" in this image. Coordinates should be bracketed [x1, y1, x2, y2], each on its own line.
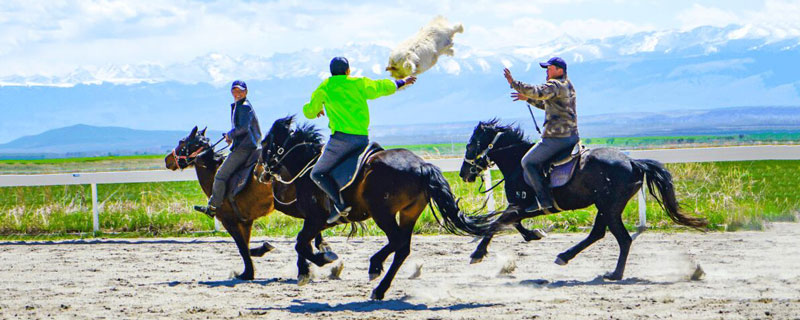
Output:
[419, 163, 487, 236]
[632, 159, 708, 230]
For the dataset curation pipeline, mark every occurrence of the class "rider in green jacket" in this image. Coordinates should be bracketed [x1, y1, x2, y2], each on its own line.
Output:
[304, 57, 416, 223]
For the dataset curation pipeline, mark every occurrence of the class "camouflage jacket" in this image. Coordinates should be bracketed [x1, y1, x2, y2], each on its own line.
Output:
[512, 76, 578, 138]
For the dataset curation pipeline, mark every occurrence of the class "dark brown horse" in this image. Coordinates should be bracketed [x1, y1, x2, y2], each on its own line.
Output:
[165, 126, 331, 280]
[259, 116, 478, 300]
[460, 120, 708, 280]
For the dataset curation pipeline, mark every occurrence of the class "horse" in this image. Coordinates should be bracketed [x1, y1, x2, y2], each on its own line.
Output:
[259, 115, 479, 300]
[165, 126, 332, 280]
[459, 119, 708, 280]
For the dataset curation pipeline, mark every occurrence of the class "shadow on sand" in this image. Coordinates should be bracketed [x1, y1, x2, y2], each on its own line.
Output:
[249, 297, 499, 314]
[153, 277, 292, 288]
[518, 276, 675, 288]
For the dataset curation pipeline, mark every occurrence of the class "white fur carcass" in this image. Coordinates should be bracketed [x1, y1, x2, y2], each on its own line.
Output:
[386, 16, 464, 79]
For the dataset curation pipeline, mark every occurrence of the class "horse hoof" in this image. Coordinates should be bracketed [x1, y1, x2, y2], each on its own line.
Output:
[323, 252, 339, 263]
[533, 229, 547, 239]
[370, 289, 384, 301]
[369, 273, 380, 281]
[554, 257, 567, 266]
[263, 243, 276, 253]
[234, 271, 253, 281]
[603, 272, 622, 281]
[470, 257, 483, 264]
[297, 274, 311, 286]
[329, 262, 344, 280]
[317, 241, 332, 253]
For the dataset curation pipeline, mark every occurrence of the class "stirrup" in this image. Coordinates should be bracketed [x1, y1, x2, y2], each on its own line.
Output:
[327, 202, 351, 224]
[524, 199, 552, 213]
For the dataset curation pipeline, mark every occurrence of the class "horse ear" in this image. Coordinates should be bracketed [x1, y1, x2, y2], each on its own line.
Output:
[199, 127, 207, 136]
[190, 126, 198, 137]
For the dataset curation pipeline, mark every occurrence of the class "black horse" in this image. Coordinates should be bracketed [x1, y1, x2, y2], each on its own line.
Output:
[259, 116, 478, 300]
[460, 119, 707, 280]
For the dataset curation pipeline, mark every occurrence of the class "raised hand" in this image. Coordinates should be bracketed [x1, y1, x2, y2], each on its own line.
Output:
[404, 76, 417, 85]
[503, 68, 514, 87]
[511, 91, 529, 102]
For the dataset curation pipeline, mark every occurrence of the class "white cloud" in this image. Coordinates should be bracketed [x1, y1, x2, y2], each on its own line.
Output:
[1, 0, 799, 87]
[677, 4, 739, 31]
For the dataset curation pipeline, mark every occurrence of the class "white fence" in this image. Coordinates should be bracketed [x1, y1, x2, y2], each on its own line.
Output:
[1, 145, 799, 233]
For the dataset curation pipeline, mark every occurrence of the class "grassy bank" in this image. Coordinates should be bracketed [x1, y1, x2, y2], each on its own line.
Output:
[1, 160, 797, 239]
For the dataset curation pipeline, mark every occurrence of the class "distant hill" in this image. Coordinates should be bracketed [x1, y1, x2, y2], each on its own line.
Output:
[0, 124, 224, 159]
[1, 106, 798, 159]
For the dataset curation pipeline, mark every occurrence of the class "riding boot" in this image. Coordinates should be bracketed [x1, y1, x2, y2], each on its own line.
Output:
[315, 174, 351, 224]
[523, 169, 554, 213]
[193, 205, 216, 218]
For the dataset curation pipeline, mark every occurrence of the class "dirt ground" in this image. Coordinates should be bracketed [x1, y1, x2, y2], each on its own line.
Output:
[1, 222, 799, 319]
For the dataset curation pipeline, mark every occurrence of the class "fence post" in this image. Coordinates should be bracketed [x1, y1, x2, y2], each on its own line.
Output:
[91, 183, 99, 233]
[483, 170, 496, 211]
[214, 218, 221, 232]
[638, 182, 647, 229]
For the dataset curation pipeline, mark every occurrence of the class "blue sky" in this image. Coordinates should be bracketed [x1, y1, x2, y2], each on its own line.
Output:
[0, 0, 795, 85]
[0, 0, 799, 143]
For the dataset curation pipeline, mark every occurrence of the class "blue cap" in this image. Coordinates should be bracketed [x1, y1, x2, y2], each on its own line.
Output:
[231, 80, 247, 91]
[330, 57, 349, 76]
[539, 57, 567, 71]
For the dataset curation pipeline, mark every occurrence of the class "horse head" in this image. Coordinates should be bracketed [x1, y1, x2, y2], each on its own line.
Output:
[165, 126, 211, 170]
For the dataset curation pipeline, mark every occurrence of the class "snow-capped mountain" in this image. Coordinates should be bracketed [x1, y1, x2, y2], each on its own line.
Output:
[0, 24, 798, 144]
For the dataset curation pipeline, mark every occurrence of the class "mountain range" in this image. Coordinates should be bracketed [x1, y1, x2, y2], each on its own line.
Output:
[1, 106, 798, 159]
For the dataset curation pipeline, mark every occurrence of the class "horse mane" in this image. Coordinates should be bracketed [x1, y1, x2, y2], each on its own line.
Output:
[292, 122, 324, 144]
[479, 118, 531, 145]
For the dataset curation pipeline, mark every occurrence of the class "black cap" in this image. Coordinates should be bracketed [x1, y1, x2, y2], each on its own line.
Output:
[330, 57, 349, 76]
[539, 57, 567, 71]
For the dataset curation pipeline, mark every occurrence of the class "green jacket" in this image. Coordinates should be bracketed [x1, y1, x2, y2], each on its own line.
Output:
[303, 75, 397, 136]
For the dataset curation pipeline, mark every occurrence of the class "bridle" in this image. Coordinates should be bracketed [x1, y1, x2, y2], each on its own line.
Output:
[171, 136, 225, 169]
[463, 131, 505, 174]
[258, 132, 320, 185]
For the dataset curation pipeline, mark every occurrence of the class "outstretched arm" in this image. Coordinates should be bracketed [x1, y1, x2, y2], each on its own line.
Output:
[302, 88, 325, 119]
[504, 68, 558, 101]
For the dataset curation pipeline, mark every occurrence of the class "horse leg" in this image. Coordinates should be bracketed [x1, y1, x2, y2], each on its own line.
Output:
[314, 234, 331, 253]
[368, 210, 401, 281]
[470, 208, 541, 263]
[249, 237, 276, 258]
[222, 218, 255, 280]
[470, 234, 494, 264]
[514, 221, 544, 241]
[604, 212, 632, 280]
[555, 213, 607, 265]
[371, 204, 418, 301]
[294, 219, 336, 285]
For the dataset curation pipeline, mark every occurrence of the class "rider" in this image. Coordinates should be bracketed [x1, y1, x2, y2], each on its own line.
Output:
[503, 57, 579, 212]
[304, 56, 416, 224]
[194, 80, 262, 217]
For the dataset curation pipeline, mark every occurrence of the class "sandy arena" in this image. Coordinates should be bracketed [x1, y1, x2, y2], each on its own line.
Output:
[1, 222, 799, 319]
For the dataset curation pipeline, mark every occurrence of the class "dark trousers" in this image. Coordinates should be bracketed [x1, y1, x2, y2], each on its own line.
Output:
[521, 135, 579, 200]
[310, 132, 369, 205]
[209, 147, 253, 208]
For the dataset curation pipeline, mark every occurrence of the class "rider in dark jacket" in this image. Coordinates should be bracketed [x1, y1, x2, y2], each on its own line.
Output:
[194, 80, 261, 216]
[504, 57, 579, 212]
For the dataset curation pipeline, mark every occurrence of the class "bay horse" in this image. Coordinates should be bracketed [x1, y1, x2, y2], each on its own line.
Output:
[259, 116, 479, 300]
[165, 126, 331, 280]
[459, 119, 707, 280]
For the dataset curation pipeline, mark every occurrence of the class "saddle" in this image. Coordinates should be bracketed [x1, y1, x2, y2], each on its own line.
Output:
[225, 148, 261, 200]
[544, 141, 586, 188]
[330, 142, 384, 192]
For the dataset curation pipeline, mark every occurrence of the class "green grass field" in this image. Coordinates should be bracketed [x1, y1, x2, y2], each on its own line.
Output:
[1, 159, 797, 240]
